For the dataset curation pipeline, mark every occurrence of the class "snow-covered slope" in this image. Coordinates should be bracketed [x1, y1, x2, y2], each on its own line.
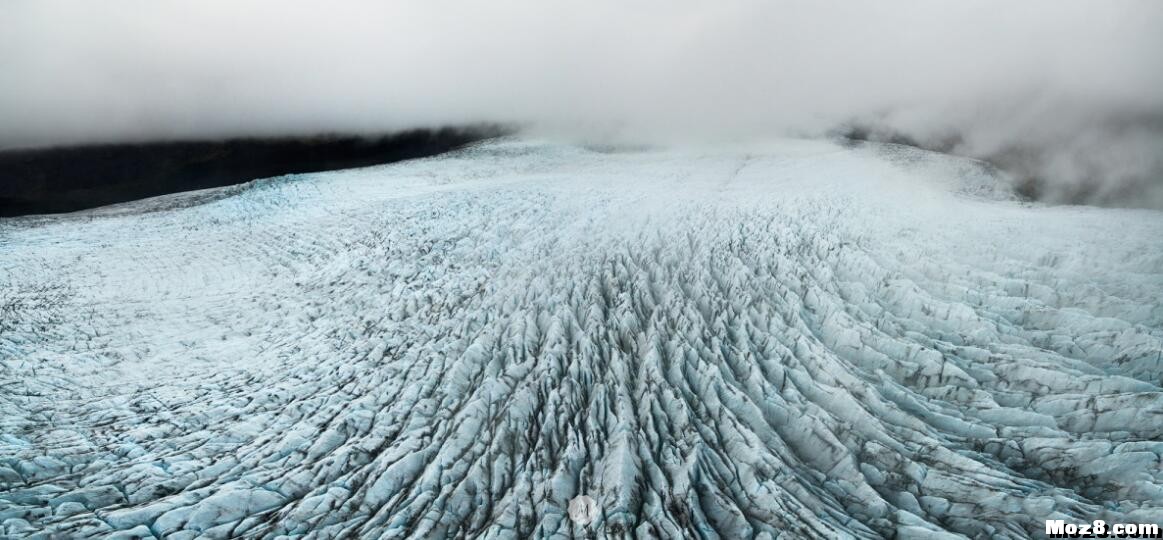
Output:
[2, 139, 1162, 539]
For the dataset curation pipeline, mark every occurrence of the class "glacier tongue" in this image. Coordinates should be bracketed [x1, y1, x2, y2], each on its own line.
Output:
[2, 139, 1162, 539]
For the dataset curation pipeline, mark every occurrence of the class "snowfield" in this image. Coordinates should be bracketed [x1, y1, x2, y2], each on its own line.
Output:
[2, 139, 1162, 539]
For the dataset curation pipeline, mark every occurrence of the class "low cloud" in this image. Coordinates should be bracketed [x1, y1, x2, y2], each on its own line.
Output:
[2, 1, 1161, 205]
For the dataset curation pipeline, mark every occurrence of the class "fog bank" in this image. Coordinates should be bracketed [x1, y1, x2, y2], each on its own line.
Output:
[2, 1, 1161, 206]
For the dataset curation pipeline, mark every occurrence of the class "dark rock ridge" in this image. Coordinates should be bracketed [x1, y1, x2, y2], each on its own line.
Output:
[0, 126, 506, 217]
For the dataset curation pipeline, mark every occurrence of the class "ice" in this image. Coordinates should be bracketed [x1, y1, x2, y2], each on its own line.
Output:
[1, 138, 1162, 538]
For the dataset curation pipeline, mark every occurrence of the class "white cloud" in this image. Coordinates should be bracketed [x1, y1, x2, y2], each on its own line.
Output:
[2, 0, 1161, 204]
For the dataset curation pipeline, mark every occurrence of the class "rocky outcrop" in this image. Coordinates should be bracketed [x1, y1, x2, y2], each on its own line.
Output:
[0, 126, 504, 217]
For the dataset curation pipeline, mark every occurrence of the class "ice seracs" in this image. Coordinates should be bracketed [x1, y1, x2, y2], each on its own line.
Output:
[2, 138, 1161, 538]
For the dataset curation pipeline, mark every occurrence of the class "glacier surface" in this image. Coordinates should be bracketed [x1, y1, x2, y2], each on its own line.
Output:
[1, 139, 1162, 538]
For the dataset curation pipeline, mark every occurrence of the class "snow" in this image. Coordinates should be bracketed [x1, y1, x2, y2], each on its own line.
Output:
[2, 138, 1162, 538]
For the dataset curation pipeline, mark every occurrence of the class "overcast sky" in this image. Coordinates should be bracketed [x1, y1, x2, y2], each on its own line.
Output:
[2, 0, 1162, 204]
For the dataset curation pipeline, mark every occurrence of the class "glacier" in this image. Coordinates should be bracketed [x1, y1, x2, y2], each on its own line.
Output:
[1, 138, 1162, 538]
